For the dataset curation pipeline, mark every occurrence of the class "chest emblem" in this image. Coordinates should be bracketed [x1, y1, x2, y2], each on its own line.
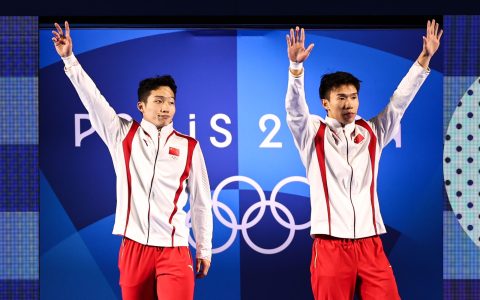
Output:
[169, 147, 180, 157]
[353, 134, 364, 144]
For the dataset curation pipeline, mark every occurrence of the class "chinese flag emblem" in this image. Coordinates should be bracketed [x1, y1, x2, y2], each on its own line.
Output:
[354, 134, 364, 144]
[169, 147, 180, 156]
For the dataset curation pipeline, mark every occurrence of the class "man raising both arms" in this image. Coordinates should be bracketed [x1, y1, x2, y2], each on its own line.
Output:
[52, 21, 213, 300]
[285, 20, 442, 299]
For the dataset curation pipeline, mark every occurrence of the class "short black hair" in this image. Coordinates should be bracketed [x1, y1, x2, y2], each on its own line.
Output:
[138, 75, 177, 103]
[319, 71, 361, 100]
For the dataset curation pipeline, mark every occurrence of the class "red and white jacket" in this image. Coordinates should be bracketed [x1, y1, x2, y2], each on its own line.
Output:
[286, 62, 429, 239]
[63, 54, 213, 260]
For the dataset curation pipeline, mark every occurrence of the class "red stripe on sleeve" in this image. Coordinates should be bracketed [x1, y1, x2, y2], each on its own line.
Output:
[314, 122, 332, 235]
[122, 121, 140, 237]
[168, 132, 197, 246]
[355, 119, 378, 235]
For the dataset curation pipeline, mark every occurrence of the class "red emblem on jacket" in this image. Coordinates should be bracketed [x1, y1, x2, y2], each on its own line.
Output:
[169, 147, 180, 156]
[353, 134, 364, 144]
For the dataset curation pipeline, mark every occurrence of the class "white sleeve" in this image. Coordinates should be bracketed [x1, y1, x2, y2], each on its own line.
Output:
[63, 54, 130, 147]
[187, 142, 213, 261]
[285, 70, 315, 166]
[369, 62, 430, 149]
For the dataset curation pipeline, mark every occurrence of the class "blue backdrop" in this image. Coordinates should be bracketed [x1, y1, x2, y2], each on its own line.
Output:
[39, 27, 442, 299]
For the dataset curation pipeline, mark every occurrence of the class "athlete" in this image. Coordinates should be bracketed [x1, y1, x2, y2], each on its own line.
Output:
[52, 21, 213, 300]
[285, 20, 442, 299]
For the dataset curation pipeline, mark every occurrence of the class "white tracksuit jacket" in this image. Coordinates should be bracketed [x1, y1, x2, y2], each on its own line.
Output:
[63, 54, 213, 260]
[286, 62, 429, 239]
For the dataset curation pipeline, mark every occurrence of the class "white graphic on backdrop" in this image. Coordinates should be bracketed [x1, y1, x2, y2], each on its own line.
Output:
[187, 176, 310, 255]
[75, 113, 402, 148]
[259, 114, 283, 148]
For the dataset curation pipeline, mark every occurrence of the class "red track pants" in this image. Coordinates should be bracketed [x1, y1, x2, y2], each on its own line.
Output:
[310, 235, 401, 300]
[118, 238, 194, 300]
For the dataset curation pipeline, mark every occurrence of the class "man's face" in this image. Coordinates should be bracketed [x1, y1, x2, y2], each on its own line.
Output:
[137, 86, 176, 129]
[322, 84, 359, 125]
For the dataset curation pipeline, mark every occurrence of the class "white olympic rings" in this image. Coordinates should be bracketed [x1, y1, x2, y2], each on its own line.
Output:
[187, 175, 310, 255]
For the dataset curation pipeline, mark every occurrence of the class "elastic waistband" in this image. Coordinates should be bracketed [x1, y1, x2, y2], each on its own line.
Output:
[122, 237, 188, 249]
[313, 234, 377, 242]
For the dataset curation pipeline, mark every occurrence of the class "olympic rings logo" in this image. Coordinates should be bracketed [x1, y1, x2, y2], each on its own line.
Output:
[187, 176, 310, 255]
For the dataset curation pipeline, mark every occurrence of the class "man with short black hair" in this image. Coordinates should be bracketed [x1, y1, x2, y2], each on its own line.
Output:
[285, 20, 442, 299]
[52, 21, 213, 300]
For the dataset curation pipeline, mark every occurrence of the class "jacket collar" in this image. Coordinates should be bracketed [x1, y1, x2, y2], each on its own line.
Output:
[140, 119, 174, 141]
[325, 116, 356, 136]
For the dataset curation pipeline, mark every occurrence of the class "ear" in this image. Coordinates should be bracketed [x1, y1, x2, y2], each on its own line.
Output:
[137, 101, 144, 113]
[321, 98, 330, 111]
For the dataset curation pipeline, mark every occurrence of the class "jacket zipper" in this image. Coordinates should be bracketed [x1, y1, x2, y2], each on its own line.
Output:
[343, 129, 356, 239]
[146, 131, 161, 244]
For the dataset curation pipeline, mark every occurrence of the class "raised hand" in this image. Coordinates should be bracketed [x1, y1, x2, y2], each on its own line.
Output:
[422, 19, 443, 58]
[286, 26, 314, 63]
[52, 21, 72, 58]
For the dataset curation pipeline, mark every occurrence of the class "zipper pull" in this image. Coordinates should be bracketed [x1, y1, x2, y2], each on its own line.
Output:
[156, 130, 161, 147]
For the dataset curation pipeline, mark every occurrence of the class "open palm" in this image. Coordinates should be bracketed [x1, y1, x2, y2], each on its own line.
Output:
[286, 27, 314, 63]
[423, 19, 443, 57]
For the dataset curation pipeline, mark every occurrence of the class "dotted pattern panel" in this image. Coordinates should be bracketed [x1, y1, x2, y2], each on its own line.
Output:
[0, 212, 38, 279]
[444, 280, 480, 299]
[0, 16, 38, 300]
[0, 16, 37, 77]
[0, 280, 39, 299]
[443, 15, 480, 300]
[0, 78, 38, 145]
[444, 78, 480, 246]
[0, 145, 38, 211]
[443, 211, 480, 279]
[444, 16, 480, 77]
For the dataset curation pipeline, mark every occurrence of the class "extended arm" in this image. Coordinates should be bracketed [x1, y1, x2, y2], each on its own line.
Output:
[52, 21, 129, 147]
[370, 19, 443, 148]
[285, 27, 316, 161]
[187, 143, 213, 278]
